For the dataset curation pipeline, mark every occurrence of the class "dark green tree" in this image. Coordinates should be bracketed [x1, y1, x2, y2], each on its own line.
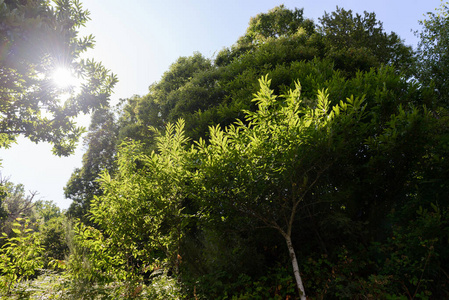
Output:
[319, 7, 413, 74]
[415, 1, 449, 107]
[65, 106, 118, 221]
[118, 6, 413, 153]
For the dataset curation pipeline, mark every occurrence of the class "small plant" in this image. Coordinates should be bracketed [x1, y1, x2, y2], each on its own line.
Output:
[0, 218, 44, 296]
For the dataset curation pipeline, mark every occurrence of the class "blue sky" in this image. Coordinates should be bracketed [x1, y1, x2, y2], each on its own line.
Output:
[0, 0, 442, 209]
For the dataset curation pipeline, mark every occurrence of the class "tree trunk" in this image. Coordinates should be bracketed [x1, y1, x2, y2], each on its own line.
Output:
[285, 235, 306, 300]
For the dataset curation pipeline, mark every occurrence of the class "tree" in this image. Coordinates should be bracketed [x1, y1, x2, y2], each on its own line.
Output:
[236, 5, 315, 47]
[117, 6, 413, 154]
[319, 7, 413, 73]
[415, 1, 449, 107]
[88, 119, 193, 279]
[65, 106, 118, 221]
[0, 179, 37, 237]
[0, 0, 117, 156]
[195, 76, 367, 299]
[35, 201, 69, 266]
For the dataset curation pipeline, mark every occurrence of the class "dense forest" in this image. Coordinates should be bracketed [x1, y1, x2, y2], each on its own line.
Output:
[1, 1, 449, 299]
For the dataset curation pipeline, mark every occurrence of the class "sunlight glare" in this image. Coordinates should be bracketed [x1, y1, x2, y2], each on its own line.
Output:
[52, 67, 78, 89]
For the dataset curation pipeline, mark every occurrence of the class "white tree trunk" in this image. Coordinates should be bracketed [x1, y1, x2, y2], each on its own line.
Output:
[285, 235, 306, 300]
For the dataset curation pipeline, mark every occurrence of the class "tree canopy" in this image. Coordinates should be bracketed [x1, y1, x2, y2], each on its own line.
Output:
[319, 7, 413, 72]
[0, 0, 117, 156]
[415, 1, 449, 107]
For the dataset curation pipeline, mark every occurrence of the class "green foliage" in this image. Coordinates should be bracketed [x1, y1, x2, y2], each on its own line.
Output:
[371, 210, 439, 299]
[0, 182, 7, 222]
[297, 201, 447, 299]
[67, 221, 127, 285]
[39, 217, 69, 267]
[236, 5, 315, 47]
[0, 0, 117, 155]
[196, 74, 365, 232]
[66, 219, 162, 298]
[228, 266, 297, 300]
[0, 218, 43, 296]
[319, 7, 413, 73]
[65, 107, 118, 222]
[38, 3, 449, 299]
[61, 5, 417, 237]
[65, 118, 196, 297]
[84, 60, 437, 299]
[34, 200, 62, 223]
[415, 1, 449, 107]
[0, 180, 38, 239]
[193, 75, 375, 299]
[144, 273, 183, 300]
[115, 5, 412, 154]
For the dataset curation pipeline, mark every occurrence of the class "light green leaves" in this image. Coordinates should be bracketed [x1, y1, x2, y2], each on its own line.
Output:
[86, 118, 194, 280]
[0, 218, 44, 295]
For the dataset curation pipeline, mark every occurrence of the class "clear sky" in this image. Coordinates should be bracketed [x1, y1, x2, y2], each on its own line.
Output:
[0, 0, 442, 209]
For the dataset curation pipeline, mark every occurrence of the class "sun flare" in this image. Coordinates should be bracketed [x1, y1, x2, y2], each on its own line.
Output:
[52, 67, 79, 89]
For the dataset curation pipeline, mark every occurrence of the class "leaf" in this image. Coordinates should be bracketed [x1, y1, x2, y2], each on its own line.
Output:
[12, 228, 21, 235]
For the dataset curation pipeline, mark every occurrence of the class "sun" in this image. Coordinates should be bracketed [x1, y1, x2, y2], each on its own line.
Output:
[51, 67, 79, 90]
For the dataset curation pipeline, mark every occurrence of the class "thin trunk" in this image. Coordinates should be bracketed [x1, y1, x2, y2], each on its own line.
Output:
[285, 234, 306, 300]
